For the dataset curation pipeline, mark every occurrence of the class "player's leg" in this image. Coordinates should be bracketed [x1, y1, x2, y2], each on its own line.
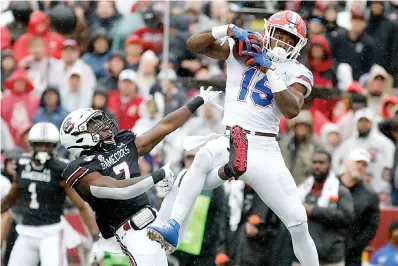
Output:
[39, 230, 67, 266]
[8, 235, 40, 266]
[147, 135, 231, 251]
[115, 226, 168, 266]
[240, 137, 319, 266]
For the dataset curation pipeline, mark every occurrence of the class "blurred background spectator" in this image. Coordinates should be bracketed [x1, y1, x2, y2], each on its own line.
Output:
[340, 149, 380, 266]
[280, 110, 325, 185]
[294, 151, 353, 266]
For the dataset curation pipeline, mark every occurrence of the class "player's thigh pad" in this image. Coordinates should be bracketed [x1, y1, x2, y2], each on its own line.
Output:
[116, 227, 168, 266]
[39, 231, 67, 266]
[241, 137, 307, 228]
[8, 235, 40, 266]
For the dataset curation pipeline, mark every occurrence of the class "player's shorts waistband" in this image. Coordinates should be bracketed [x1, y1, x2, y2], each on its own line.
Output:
[226, 126, 276, 138]
[116, 205, 157, 234]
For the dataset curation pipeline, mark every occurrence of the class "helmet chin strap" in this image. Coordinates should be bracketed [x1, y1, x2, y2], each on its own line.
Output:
[34, 152, 51, 165]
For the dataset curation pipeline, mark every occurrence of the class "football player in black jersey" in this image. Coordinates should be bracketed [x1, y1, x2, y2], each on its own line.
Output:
[59, 86, 223, 266]
[1, 122, 99, 266]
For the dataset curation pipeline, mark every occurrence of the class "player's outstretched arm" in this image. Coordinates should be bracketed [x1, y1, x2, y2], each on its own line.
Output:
[1, 183, 20, 213]
[73, 165, 174, 200]
[188, 24, 251, 60]
[187, 30, 230, 60]
[62, 182, 100, 237]
[135, 86, 221, 157]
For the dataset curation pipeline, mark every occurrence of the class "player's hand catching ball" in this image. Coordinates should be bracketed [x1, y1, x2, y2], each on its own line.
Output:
[198, 86, 223, 111]
[228, 24, 251, 55]
[242, 44, 276, 72]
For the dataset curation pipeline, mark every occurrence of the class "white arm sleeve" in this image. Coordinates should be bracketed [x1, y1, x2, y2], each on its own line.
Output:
[89, 177, 155, 200]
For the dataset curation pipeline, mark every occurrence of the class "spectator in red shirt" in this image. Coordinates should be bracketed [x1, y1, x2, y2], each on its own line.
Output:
[306, 35, 337, 121]
[107, 69, 144, 129]
[12, 11, 65, 63]
[132, 7, 163, 55]
[1, 68, 40, 143]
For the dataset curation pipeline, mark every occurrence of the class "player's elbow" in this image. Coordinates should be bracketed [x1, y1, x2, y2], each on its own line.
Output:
[187, 36, 202, 54]
[283, 107, 300, 119]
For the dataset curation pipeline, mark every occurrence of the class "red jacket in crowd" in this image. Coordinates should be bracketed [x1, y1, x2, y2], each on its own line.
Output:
[12, 11, 65, 63]
[1, 68, 40, 142]
[381, 95, 398, 119]
[107, 91, 144, 130]
[1, 27, 11, 50]
[132, 25, 164, 55]
[307, 35, 337, 121]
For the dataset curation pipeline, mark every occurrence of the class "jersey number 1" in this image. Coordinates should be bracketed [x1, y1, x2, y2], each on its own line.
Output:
[28, 183, 39, 209]
[113, 162, 131, 179]
[238, 67, 273, 107]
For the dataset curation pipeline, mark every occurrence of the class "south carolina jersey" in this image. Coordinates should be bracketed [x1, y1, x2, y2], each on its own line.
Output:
[14, 155, 68, 226]
[62, 130, 148, 239]
[222, 38, 314, 134]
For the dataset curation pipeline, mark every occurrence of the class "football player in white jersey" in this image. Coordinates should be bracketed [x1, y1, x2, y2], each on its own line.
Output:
[148, 10, 319, 266]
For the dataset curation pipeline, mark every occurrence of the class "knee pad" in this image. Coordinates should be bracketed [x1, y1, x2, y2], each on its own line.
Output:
[191, 147, 214, 172]
[203, 138, 229, 168]
[288, 221, 309, 236]
[285, 204, 308, 228]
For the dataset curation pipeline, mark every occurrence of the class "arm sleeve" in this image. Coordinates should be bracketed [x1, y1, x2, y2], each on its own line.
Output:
[89, 177, 155, 200]
[311, 186, 354, 228]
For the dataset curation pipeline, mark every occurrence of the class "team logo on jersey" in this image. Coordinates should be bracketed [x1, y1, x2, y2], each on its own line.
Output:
[84, 155, 95, 162]
[98, 155, 105, 162]
[63, 118, 74, 134]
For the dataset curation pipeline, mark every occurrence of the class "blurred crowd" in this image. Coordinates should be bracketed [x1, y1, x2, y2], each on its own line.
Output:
[1, 0, 398, 265]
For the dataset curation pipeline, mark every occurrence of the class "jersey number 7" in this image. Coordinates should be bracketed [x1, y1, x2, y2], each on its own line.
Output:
[238, 67, 273, 108]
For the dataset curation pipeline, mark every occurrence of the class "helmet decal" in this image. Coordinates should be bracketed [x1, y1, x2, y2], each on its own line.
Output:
[63, 118, 74, 134]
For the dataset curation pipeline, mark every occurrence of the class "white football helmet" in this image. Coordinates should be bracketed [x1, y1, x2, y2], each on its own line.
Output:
[28, 122, 60, 164]
[60, 108, 119, 158]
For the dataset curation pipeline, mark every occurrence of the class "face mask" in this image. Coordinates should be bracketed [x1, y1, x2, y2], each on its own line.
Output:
[35, 152, 51, 165]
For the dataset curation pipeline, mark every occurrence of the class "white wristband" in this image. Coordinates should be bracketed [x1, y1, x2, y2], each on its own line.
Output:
[211, 25, 229, 40]
[266, 70, 288, 93]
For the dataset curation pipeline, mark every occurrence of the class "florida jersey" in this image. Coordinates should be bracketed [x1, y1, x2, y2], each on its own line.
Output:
[222, 38, 314, 134]
[62, 130, 148, 239]
[14, 155, 68, 226]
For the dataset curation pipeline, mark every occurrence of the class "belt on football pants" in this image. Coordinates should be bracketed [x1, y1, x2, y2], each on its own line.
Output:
[226, 126, 276, 137]
[121, 206, 157, 232]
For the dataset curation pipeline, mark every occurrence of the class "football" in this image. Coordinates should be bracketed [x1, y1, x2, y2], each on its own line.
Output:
[232, 33, 264, 65]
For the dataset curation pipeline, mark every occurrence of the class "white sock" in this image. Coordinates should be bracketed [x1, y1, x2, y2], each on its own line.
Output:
[169, 148, 213, 225]
[289, 222, 320, 266]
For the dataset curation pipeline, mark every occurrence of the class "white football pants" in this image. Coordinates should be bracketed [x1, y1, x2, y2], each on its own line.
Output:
[114, 218, 168, 266]
[8, 230, 67, 266]
[170, 133, 319, 266]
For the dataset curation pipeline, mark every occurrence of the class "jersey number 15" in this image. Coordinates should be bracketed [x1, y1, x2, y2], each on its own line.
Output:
[238, 67, 273, 108]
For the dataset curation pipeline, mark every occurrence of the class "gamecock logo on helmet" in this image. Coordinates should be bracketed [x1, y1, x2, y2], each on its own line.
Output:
[63, 118, 74, 134]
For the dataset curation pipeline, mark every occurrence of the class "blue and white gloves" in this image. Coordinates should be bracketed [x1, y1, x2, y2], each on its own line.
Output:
[228, 25, 275, 72]
[242, 44, 276, 72]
